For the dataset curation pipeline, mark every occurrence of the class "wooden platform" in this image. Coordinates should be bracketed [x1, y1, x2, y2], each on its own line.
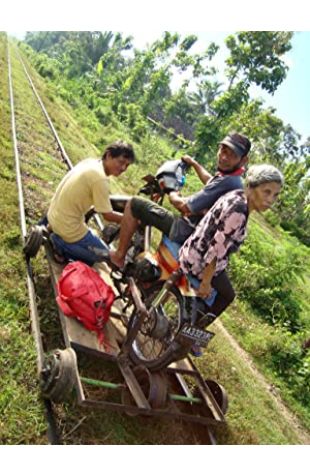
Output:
[43, 244, 226, 427]
[45, 246, 127, 358]
[44, 244, 195, 371]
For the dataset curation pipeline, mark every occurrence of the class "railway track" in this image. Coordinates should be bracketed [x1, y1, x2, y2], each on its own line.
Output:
[7, 39, 122, 444]
[7, 40, 72, 445]
[7, 39, 226, 445]
[7, 40, 105, 444]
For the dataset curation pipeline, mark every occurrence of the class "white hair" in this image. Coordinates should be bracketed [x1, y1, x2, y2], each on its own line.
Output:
[246, 164, 284, 187]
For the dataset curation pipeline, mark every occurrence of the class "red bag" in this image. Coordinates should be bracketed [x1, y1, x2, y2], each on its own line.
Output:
[56, 261, 115, 344]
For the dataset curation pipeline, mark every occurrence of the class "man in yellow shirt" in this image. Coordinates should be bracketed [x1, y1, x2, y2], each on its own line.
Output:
[45, 140, 135, 265]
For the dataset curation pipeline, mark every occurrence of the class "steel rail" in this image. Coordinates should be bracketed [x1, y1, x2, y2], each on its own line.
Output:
[17, 50, 74, 170]
[15, 48, 104, 232]
[7, 42, 44, 370]
[7, 40, 60, 445]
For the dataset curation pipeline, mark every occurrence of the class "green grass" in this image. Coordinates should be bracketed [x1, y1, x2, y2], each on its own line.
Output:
[221, 300, 310, 431]
[0, 33, 46, 443]
[195, 327, 305, 444]
[1, 33, 310, 444]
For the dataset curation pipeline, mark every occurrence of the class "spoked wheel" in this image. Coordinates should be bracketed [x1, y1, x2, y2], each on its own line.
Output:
[40, 348, 77, 403]
[129, 282, 186, 371]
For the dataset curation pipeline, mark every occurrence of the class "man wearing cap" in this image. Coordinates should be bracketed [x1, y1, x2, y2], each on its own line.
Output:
[168, 132, 251, 242]
[111, 131, 251, 261]
[110, 132, 250, 328]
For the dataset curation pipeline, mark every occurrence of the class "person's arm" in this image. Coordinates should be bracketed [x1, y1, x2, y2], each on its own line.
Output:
[196, 258, 217, 298]
[168, 191, 191, 216]
[196, 201, 248, 297]
[102, 210, 123, 224]
[92, 177, 123, 224]
[181, 155, 213, 185]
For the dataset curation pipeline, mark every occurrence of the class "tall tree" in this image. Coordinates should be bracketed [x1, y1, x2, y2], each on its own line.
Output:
[225, 31, 293, 93]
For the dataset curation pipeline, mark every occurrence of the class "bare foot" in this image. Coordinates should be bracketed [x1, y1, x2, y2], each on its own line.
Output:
[109, 250, 125, 268]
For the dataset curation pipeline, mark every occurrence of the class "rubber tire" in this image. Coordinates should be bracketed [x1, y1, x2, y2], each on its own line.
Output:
[23, 225, 43, 258]
[129, 281, 187, 371]
[40, 348, 77, 403]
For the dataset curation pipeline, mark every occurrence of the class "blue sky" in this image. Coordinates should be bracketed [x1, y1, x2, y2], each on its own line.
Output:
[4, 0, 309, 146]
[268, 32, 310, 141]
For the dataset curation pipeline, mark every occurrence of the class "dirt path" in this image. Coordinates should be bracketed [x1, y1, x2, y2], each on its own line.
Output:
[215, 320, 310, 444]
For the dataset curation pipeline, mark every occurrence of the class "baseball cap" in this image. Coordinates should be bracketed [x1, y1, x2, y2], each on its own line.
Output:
[220, 133, 251, 158]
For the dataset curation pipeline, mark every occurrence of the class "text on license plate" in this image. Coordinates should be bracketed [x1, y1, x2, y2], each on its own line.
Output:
[180, 324, 215, 347]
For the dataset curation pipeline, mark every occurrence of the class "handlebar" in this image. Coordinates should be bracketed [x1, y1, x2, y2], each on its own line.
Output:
[139, 158, 189, 198]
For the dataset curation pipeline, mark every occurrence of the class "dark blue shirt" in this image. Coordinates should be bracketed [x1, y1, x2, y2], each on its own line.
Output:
[169, 174, 244, 243]
[186, 174, 243, 213]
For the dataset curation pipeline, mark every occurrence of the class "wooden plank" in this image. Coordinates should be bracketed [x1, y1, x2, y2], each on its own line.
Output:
[118, 362, 151, 410]
[168, 357, 196, 372]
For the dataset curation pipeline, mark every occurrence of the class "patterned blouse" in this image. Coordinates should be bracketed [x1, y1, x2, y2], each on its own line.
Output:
[178, 189, 249, 279]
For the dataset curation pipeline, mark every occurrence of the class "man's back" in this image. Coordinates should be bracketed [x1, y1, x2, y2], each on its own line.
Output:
[47, 158, 111, 242]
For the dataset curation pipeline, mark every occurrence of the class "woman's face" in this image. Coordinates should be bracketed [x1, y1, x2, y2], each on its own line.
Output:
[248, 181, 282, 212]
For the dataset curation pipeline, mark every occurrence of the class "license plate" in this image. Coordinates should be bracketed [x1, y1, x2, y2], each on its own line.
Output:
[179, 324, 215, 347]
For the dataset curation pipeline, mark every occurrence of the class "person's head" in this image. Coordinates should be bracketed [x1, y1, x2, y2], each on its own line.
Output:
[217, 132, 251, 174]
[245, 164, 284, 212]
[103, 140, 136, 176]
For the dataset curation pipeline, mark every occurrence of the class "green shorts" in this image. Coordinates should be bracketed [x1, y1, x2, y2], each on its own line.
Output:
[131, 196, 174, 236]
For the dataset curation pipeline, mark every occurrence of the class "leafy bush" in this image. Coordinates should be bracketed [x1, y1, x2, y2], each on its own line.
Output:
[267, 330, 310, 406]
[117, 103, 148, 142]
[263, 209, 282, 227]
[34, 54, 59, 80]
[230, 218, 308, 332]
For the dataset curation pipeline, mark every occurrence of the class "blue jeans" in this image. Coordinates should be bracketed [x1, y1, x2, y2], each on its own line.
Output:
[50, 229, 109, 266]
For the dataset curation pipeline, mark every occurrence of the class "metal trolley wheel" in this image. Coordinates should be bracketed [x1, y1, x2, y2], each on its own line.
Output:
[23, 225, 44, 258]
[193, 379, 228, 416]
[205, 379, 228, 415]
[121, 365, 168, 416]
[40, 348, 77, 403]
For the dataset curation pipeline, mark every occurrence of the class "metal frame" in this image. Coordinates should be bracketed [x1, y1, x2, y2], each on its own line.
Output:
[43, 239, 226, 438]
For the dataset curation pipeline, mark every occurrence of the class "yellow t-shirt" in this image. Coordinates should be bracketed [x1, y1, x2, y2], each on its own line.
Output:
[47, 158, 112, 242]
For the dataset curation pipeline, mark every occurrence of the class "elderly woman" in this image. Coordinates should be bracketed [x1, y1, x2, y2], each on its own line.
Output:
[179, 164, 284, 354]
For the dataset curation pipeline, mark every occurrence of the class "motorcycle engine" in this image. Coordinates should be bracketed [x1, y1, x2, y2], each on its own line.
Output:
[134, 256, 161, 283]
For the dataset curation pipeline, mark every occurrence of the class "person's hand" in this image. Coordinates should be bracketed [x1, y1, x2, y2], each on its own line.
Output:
[196, 281, 212, 298]
[151, 192, 161, 203]
[181, 155, 196, 167]
[168, 190, 180, 202]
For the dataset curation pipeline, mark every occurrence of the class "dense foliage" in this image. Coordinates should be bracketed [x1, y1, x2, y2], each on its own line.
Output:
[230, 219, 307, 332]
[23, 31, 309, 246]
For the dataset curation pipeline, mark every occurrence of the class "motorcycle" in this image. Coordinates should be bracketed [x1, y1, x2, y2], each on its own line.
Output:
[99, 158, 216, 371]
